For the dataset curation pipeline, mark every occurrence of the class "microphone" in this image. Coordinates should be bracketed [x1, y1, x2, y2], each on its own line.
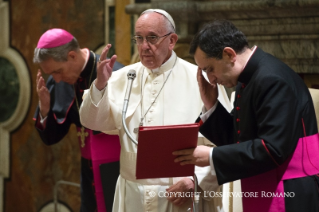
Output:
[122, 69, 138, 145]
[123, 69, 136, 114]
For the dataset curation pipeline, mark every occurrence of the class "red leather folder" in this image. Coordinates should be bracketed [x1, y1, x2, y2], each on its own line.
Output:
[136, 123, 200, 179]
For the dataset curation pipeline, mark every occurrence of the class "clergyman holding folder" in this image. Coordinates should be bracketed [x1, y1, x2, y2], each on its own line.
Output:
[174, 20, 319, 212]
[80, 9, 231, 212]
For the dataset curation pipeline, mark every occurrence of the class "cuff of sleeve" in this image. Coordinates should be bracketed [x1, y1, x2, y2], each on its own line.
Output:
[39, 113, 47, 126]
[92, 79, 107, 104]
[36, 113, 46, 130]
[209, 147, 216, 176]
[200, 101, 218, 123]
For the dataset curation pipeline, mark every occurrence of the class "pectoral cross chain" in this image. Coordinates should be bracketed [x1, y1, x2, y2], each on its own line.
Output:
[133, 119, 144, 134]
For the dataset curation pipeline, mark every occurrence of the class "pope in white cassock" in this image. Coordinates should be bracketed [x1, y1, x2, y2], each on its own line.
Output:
[79, 9, 231, 212]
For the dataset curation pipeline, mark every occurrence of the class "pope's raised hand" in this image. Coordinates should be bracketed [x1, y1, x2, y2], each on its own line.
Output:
[36, 69, 50, 118]
[197, 67, 218, 110]
[95, 44, 117, 90]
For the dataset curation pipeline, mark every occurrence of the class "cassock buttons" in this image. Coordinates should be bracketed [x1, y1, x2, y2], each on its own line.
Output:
[241, 84, 246, 88]
[237, 94, 241, 98]
[236, 118, 240, 122]
[236, 107, 240, 110]
[237, 130, 240, 134]
[80, 89, 84, 93]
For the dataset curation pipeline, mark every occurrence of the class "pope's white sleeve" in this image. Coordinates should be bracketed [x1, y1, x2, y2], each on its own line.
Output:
[79, 80, 117, 132]
[91, 81, 107, 106]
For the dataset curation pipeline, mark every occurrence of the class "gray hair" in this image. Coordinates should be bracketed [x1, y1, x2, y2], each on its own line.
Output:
[141, 9, 176, 33]
[33, 37, 80, 63]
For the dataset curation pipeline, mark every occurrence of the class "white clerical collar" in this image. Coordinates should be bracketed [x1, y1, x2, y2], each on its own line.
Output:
[242, 45, 257, 70]
[80, 48, 90, 72]
[145, 51, 176, 75]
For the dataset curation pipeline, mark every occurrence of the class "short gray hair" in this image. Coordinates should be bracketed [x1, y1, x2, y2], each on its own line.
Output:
[33, 37, 80, 63]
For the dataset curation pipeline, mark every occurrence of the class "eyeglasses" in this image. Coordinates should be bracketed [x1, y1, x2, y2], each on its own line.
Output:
[132, 32, 172, 45]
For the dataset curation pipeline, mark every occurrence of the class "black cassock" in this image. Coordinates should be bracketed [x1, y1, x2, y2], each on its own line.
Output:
[34, 51, 124, 212]
[200, 47, 319, 212]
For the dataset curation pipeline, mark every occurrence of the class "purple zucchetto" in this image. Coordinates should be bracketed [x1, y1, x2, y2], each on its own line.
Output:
[36, 28, 73, 49]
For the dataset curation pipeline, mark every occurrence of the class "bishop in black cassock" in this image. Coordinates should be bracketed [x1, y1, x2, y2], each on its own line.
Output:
[33, 28, 124, 212]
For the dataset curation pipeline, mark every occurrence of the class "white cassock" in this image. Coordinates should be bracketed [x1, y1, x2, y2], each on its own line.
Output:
[80, 51, 232, 212]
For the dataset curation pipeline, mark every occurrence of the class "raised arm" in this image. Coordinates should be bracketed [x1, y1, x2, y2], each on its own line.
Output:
[79, 44, 119, 132]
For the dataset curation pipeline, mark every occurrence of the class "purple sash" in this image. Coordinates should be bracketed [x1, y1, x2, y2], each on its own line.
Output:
[90, 132, 120, 212]
[76, 127, 121, 212]
[241, 133, 319, 212]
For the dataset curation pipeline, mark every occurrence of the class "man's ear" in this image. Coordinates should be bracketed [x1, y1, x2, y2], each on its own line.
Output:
[169, 33, 178, 50]
[223, 47, 236, 63]
[68, 51, 77, 61]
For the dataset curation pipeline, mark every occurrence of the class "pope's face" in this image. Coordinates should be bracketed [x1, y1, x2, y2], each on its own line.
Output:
[194, 47, 238, 88]
[39, 52, 80, 84]
[135, 13, 176, 69]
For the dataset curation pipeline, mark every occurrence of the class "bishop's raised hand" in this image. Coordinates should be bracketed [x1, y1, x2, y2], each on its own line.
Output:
[36, 69, 50, 118]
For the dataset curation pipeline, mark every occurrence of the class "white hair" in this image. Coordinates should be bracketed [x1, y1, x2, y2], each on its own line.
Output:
[141, 9, 176, 33]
